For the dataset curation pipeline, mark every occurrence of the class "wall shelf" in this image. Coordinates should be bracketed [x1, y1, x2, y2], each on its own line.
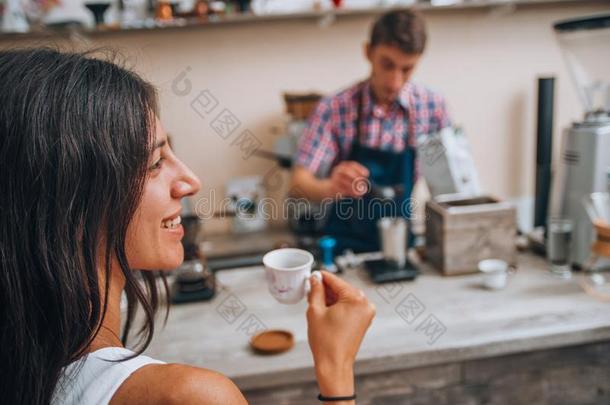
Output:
[0, 0, 606, 41]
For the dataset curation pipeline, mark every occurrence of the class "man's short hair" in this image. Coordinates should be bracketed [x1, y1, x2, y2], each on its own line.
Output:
[370, 9, 427, 54]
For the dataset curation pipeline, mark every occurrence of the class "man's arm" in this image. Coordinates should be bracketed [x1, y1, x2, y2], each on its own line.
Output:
[291, 163, 369, 202]
[290, 165, 335, 202]
[291, 97, 340, 202]
[292, 96, 370, 202]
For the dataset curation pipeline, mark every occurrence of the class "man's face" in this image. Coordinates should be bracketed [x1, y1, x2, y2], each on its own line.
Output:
[366, 43, 421, 105]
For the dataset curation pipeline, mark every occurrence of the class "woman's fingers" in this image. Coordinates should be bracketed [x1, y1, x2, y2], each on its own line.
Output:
[324, 284, 338, 306]
[320, 271, 360, 300]
[309, 271, 369, 309]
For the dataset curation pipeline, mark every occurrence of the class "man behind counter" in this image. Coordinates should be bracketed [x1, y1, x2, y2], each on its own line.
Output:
[291, 9, 452, 253]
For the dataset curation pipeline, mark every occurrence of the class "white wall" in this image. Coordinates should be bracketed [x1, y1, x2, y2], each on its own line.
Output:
[2, 2, 609, 233]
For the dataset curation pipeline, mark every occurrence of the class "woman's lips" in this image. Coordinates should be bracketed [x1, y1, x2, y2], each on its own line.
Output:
[162, 223, 184, 238]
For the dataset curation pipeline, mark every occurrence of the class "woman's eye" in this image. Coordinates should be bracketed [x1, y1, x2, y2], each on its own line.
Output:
[150, 157, 164, 171]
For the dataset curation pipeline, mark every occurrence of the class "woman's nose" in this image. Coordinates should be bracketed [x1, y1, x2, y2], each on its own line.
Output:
[171, 161, 201, 199]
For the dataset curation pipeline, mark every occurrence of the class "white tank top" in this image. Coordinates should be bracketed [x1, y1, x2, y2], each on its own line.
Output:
[52, 347, 165, 405]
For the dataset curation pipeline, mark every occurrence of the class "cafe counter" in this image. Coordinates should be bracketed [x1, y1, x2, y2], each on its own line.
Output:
[143, 253, 610, 404]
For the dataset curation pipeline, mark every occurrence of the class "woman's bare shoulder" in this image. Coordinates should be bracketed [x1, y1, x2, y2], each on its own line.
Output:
[110, 362, 248, 405]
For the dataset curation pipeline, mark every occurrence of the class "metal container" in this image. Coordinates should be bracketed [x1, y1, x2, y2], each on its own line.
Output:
[378, 217, 407, 268]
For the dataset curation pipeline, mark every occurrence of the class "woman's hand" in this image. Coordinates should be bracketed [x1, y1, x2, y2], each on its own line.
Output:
[306, 271, 376, 400]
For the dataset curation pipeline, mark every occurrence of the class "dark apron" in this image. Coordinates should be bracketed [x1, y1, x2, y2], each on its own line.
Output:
[323, 86, 416, 253]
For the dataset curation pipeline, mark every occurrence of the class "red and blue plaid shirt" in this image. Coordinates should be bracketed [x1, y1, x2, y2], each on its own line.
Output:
[295, 79, 451, 177]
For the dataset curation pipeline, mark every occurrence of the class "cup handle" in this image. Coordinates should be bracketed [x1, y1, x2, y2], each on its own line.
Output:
[507, 264, 518, 276]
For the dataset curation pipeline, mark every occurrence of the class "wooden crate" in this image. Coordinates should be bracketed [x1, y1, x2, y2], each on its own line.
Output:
[425, 195, 517, 275]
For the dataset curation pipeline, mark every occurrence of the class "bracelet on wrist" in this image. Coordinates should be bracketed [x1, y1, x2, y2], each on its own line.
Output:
[317, 393, 357, 402]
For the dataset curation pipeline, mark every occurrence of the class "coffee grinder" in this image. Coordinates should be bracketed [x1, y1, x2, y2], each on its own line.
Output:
[548, 14, 610, 268]
[171, 202, 216, 304]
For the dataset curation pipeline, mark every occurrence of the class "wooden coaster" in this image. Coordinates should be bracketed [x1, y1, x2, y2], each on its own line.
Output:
[250, 330, 294, 355]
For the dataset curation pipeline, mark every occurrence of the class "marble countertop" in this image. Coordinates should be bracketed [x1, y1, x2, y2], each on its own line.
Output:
[143, 253, 610, 390]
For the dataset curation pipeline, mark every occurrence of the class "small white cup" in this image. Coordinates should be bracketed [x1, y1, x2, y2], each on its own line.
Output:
[263, 248, 315, 304]
[478, 259, 516, 290]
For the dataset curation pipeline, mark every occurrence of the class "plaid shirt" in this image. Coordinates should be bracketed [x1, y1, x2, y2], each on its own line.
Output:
[295, 79, 451, 177]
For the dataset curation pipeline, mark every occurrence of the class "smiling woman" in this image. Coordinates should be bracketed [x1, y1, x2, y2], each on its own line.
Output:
[0, 48, 375, 405]
[0, 47, 206, 404]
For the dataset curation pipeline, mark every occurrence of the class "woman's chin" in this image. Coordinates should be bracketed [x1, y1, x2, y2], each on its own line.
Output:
[163, 245, 185, 269]
[161, 254, 185, 271]
[127, 241, 186, 271]
[138, 251, 185, 272]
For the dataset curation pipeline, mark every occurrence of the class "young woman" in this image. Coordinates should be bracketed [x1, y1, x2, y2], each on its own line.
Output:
[0, 48, 375, 404]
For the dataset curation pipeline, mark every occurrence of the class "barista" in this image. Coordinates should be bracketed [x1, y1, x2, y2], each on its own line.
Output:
[291, 9, 451, 253]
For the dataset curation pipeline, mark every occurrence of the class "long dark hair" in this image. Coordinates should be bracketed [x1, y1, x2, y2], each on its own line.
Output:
[0, 48, 167, 404]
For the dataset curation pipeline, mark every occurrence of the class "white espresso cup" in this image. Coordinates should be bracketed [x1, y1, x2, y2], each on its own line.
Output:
[478, 259, 516, 290]
[263, 248, 316, 304]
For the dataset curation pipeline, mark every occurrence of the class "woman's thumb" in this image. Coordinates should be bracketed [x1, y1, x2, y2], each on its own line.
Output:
[307, 271, 325, 308]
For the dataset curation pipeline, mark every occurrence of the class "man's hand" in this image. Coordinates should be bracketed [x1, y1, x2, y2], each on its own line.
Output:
[329, 161, 370, 198]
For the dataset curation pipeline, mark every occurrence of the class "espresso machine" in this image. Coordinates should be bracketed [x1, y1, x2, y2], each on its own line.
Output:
[548, 14, 610, 268]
